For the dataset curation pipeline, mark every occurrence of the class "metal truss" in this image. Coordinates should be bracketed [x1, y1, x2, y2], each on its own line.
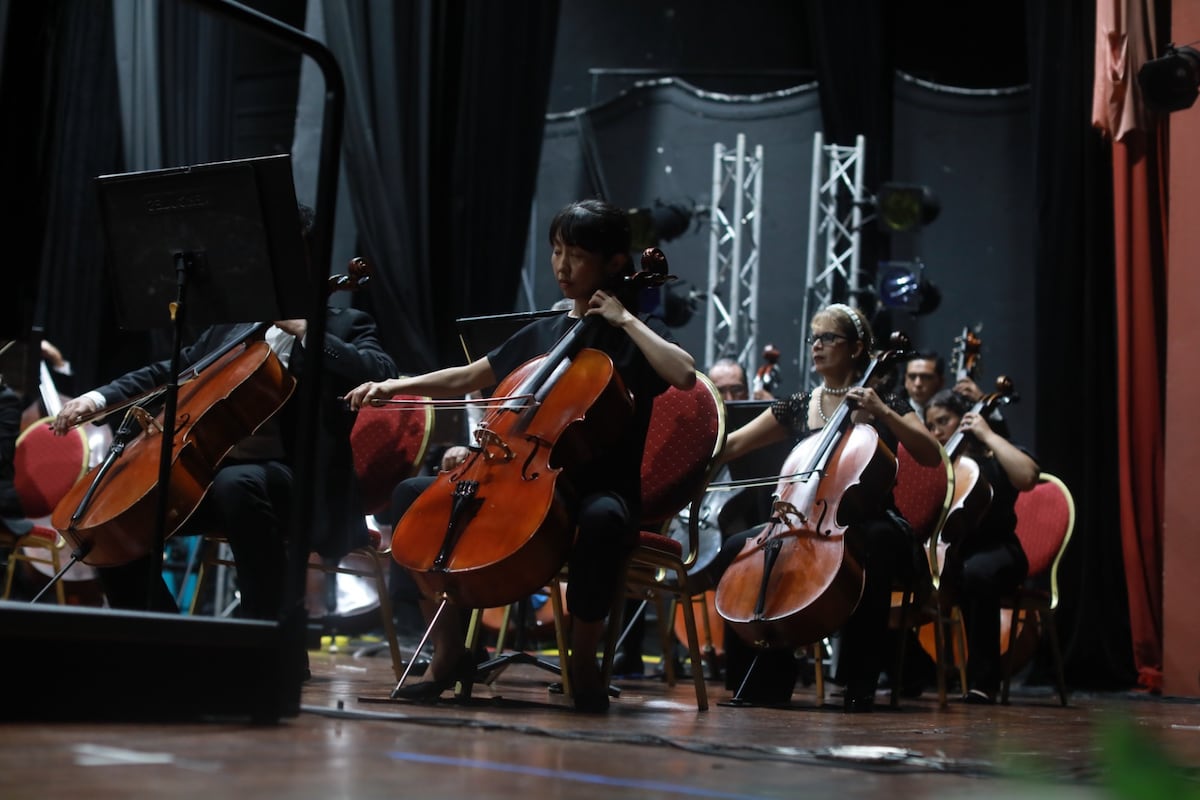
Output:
[798, 132, 867, 389]
[704, 133, 764, 373]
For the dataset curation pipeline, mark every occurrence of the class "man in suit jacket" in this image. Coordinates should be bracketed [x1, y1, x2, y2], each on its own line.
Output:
[52, 309, 395, 620]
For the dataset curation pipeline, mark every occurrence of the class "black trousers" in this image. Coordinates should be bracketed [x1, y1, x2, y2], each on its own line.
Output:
[701, 513, 921, 700]
[954, 540, 1028, 694]
[386, 475, 636, 623]
[98, 460, 293, 620]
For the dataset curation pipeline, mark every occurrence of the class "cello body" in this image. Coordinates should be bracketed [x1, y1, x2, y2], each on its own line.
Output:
[391, 346, 633, 610]
[715, 422, 895, 649]
[51, 341, 295, 566]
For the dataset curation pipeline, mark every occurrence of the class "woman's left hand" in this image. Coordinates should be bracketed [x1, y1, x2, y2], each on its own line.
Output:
[585, 289, 631, 327]
[846, 386, 885, 418]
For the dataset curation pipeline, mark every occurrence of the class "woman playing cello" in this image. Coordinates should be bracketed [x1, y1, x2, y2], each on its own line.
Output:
[925, 387, 1038, 704]
[344, 199, 695, 712]
[699, 303, 942, 711]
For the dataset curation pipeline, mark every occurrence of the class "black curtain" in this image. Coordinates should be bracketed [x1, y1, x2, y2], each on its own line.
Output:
[806, 0, 894, 321]
[15, 1, 126, 395]
[323, 0, 559, 372]
[1026, 1, 1134, 688]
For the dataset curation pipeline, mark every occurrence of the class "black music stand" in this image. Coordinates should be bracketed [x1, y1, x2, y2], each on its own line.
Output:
[88, 154, 308, 607]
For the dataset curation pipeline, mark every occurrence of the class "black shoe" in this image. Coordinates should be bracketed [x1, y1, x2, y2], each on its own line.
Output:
[611, 650, 645, 678]
[963, 688, 995, 705]
[391, 652, 476, 701]
[843, 681, 877, 713]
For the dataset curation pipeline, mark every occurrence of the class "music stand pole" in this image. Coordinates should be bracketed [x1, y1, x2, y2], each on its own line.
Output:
[147, 251, 193, 610]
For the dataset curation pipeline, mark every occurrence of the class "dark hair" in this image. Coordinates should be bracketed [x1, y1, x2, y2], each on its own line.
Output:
[548, 199, 632, 272]
[906, 351, 945, 377]
[927, 388, 971, 417]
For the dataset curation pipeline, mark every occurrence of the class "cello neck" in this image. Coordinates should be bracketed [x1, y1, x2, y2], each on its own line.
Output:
[39, 360, 63, 418]
[505, 314, 600, 409]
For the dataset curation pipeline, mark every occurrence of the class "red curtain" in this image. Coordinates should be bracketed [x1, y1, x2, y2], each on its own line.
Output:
[1094, 0, 1166, 692]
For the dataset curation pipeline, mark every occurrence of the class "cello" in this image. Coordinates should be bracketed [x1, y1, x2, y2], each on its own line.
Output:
[49, 259, 370, 569]
[389, 249, 676, 612]
[715, 334, 910, 649]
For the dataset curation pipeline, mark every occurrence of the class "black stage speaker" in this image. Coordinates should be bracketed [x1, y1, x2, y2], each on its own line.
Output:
[0, 601, 301, 723]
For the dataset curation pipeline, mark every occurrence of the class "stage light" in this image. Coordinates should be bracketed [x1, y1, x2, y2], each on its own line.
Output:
[628, 200, 695, 250]
[1138, 44, 1200, 112]
[876, 183, 940, 233]
[878, 260, 941, 316]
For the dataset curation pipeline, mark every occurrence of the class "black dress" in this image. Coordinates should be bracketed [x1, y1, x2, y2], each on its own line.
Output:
[704, 388, 927, 704]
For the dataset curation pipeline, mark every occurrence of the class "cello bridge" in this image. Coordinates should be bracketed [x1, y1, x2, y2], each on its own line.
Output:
[474, 427, 514, 463]
[770, 500, 806, 526]
[128, 406, 161, 436]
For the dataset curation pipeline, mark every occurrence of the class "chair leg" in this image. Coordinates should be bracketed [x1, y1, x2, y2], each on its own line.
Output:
[933, 607, 948, 709]
[2, 555, 17, 600]
[951, 607, 968, 696]
[365, 552, 404, 682]
[1041, 608, 1069, 706]
[1000, 602, 1023, 705]
[548, 576, 571, 698]
[890, 588, 914, 707]
[673, 580, 709, 710]
[812, 641, 825, 705]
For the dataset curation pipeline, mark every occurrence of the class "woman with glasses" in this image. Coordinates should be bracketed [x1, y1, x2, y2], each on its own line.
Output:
[698, 303, 942, 711]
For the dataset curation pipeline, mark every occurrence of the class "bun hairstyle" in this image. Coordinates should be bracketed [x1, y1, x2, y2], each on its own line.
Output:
[927, 388, 972, 418]
[818, 303, 874, 371]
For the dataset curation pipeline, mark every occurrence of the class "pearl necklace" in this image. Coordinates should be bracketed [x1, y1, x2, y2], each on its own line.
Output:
[821, 383, 850, 395]
[815, 386, 835, 424]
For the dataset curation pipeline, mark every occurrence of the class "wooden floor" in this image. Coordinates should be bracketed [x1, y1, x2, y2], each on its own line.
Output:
[1, 633, 1198, 800]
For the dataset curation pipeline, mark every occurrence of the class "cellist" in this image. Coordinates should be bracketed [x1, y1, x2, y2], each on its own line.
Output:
[925, 387, 1038, 704]
[698, 303, 942, 711]
[50, 206, 396, 637]
[344, 199, 695, 712]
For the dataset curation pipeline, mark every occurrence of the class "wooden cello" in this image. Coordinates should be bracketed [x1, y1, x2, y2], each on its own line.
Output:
[715, 335, 910, 649]
[391, 249, 675, 611]
[50, 259, 370, 568]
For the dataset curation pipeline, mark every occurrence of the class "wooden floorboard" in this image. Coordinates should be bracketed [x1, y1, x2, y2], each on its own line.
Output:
[1, 639, 1197, 799]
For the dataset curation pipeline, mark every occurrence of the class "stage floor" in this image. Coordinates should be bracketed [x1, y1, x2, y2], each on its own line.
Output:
[1, 641, 1197, 799]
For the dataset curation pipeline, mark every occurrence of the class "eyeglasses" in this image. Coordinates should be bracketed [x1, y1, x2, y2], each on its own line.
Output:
[806, 332, 849, 346]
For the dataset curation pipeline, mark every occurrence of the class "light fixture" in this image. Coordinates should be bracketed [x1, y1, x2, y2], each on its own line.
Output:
[875, 183, 940, 233]
[627, 200, 696, 250]
[878, 260, 941, 316]
[1138, 44, 1200, 112]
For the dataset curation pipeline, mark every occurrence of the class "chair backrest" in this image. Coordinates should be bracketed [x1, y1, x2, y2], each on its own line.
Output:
[1013, 472, 1075, 608]
[892, 442, 954, 547]
[639, 372, 725, 529]
[350, 398, 433, 516]
[14, 418, 89, 519]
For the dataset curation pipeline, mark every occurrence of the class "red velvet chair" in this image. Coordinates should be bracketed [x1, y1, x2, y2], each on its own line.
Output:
[570, 371, 726, 710]
[2, 418, 91, 604]
[1000, 472, 1074, 705]
[886, 442, 958, 708]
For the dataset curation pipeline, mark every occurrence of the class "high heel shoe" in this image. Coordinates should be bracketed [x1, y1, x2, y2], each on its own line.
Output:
[391, 652, 477, 701]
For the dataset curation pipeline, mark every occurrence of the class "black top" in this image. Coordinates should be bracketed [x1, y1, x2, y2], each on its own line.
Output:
[959, 447, 1034, 572]
[769, 388, 913, 454]
[487, 311, 672, 514]
[768, 388, 915, 516]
